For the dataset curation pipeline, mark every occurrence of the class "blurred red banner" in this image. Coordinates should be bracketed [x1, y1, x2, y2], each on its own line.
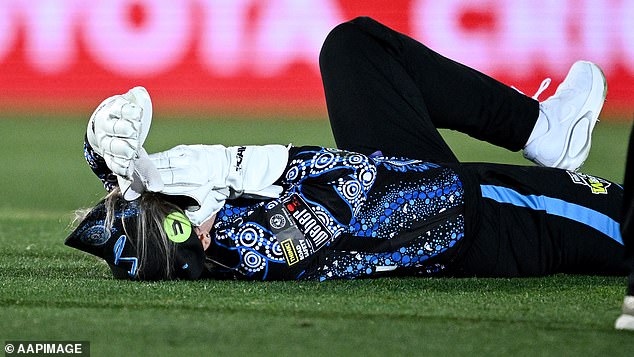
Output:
[0, 0, 632, 118]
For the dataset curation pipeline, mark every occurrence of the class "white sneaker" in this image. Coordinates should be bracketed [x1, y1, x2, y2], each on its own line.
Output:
[615, 295, 634, 331]
[523, 61, 607, 171]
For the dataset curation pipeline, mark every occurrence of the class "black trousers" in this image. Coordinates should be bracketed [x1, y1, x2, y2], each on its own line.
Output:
[320, 17, 627, 277]
[320, 16, 538, 163]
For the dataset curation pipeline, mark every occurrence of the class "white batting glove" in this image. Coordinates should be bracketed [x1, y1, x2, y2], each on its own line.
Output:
[117, 147, 164, 201]
[149, 145, 229, 225]
[149, 144, 288, 226]
[86, 86, 153, 179]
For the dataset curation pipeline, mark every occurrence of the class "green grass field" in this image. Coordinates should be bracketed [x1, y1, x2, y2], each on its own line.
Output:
[1, 116, 633, 356]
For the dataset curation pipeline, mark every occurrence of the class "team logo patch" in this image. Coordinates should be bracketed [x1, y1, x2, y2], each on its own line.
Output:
[567, 172, 612, 194]
[79, 224, 111, 246]
[269, 213, 286, 230]
[163, 212, 192, 243]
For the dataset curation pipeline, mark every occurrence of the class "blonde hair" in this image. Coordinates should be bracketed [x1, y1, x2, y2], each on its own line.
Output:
[102, 188, 183, 280]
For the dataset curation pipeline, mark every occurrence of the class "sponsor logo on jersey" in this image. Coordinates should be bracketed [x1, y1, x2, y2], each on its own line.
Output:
[267, 194, 334, 266]
[284, 194, 332, 250]
[280, 239, 299, 266]
[567, 172, 612, 194]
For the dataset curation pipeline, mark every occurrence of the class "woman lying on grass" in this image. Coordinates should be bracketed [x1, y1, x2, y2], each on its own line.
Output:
[68, 18, 629, 287]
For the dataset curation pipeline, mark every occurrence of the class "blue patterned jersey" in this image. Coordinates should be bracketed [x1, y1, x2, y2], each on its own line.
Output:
[85, 142, 465, 281]
[206, 146, 465, 281]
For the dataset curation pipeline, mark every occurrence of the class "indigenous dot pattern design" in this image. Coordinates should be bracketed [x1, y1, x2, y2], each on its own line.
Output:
[213, 201, 286, 278]
[316, 156, 466, 281]
[350, 159, 461, 238]
[211, 147, 376, 280]
[284, 147, 376, 218]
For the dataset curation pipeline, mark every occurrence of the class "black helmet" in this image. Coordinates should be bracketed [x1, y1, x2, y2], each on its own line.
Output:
[65, 196, 206, 280]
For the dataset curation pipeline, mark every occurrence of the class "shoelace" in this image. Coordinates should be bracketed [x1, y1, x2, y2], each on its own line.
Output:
[512, 78, 551, 100]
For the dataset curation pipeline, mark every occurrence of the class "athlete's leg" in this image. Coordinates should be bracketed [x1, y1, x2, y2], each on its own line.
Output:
[319, 16, 538, 161]
[620, 125, 634, 290]
[319, 18, 457, 162]
[450, 164, 626, 277]
[615, 125, 634, 330]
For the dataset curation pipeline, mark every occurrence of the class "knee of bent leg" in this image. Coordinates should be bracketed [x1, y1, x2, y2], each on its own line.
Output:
[319, 17, 370, 66]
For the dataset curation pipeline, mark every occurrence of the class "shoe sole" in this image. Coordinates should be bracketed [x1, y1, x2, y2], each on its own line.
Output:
[551, 62, 607, 171]
[615, 313, 634, 330]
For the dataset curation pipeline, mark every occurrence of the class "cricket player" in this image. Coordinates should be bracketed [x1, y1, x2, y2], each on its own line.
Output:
[67, 18, 629, 304]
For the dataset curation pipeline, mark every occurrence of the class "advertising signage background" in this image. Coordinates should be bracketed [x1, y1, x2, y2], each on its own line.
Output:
[0, 0, 632, 118]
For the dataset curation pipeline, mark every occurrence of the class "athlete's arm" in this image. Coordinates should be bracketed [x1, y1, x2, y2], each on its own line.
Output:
[150, 144, 289, 226]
